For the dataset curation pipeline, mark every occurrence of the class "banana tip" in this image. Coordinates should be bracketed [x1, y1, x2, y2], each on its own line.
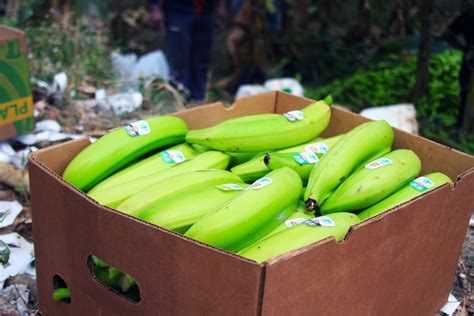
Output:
[305, 199, 319, 212]
[263, 153, 271, 165]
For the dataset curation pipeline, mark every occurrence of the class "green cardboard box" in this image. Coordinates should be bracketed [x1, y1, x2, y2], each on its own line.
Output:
[0, 25, 34, 141]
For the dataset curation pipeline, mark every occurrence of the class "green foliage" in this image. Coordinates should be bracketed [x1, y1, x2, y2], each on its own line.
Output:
[306, 50, 474, 154]
[1, 7, 115, 87]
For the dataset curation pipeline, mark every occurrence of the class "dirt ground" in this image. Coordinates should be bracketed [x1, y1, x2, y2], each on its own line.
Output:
[452, 219, 474, 315]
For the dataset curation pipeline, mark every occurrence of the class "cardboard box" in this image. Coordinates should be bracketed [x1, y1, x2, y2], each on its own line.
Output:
[0, 25, 34, 141]
[29, 92, 474, 315]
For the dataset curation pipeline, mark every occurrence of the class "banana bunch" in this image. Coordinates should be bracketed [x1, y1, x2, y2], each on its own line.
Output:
[186, 101, 331, 152]
[305, 120, 394, 211]
[63, 116, 188, 191]
[185, 167, 302, 252]
[60, 98, 446, 264]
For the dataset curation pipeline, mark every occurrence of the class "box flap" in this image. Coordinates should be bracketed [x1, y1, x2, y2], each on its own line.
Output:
[31, 137, 91, 175]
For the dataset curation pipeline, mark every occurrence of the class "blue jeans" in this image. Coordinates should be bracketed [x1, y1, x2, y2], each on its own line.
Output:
[165, 11, 214, 102]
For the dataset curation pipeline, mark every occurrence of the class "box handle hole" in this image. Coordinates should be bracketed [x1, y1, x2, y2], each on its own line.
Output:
[87, 255, 141, 303]
[52, 274, 71, 304]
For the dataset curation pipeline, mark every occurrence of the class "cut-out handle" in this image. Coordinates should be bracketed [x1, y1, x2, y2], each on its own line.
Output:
[52, 274, 71, 304]
[87, 255, 141, 303]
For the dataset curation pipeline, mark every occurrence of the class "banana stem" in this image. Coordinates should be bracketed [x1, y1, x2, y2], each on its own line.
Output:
[263, 154, 271, 165]
[305, 198, 320, 213]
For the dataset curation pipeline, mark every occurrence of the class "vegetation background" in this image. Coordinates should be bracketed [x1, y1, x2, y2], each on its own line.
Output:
[0, 0, 473, 155]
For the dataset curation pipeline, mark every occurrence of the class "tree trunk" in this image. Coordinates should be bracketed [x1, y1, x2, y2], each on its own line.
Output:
[412, 0, 434, 102]
[462, 71, 474, 133]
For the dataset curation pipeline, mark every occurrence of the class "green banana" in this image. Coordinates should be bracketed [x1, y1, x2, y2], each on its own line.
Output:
[264, 152, 319, 183]
[230, 154, 269, 182]
[117, 169, 242, 217]
[139, 182, 249, 233]
[88, 151, 231, 208]
[358, 172, 453, 220]
[185, 101, 331, 152]
[185, 167, 302, 252]
[238, 207, 313, 254]
[305, 120, 394, 211]
[300, 188, 306, 200]
[264, 134, 345, 183]
[227, 151, 262, 167]
[239, 212, 360, 263]
[189, 143, 209, 153]
[251, 210, 313, 244]
[277, 134, 344, 154]
[90, 261, 138, 300]
[320, 149, 422, 214]
[89, 143, 201, 193]
[63, 116, 188, 191]
[52, 288, 71, 301]
[230, 134, 344, 182]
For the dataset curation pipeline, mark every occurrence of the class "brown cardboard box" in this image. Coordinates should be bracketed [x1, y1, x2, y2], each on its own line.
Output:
[29, 92, 474, 315]
[0, 25, 34, 141]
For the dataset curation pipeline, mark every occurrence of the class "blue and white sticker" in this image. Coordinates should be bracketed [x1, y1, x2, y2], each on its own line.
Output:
[409, 176, 435, 192]
[247, 177, 272, 190]
[124, 120, 150, 136]
[304, 142, 329, 154]
[160, 150, 186, 164]
[303, 216, 335, 227]
[283, 110, 305, 121]
[293, 151, 319, 165]
[285, 218, 308, 227]
[216, 183, 244, 191]
[365, 158, 393, 170]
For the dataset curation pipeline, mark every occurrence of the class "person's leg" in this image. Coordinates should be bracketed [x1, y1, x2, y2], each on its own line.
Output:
[165, 11, 193, 99]
[189, 14, 215, 102]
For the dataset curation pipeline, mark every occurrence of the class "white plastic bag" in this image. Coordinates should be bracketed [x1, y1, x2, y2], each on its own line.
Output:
[264, 78, 304, 97]
[360, 104, 419, 134]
